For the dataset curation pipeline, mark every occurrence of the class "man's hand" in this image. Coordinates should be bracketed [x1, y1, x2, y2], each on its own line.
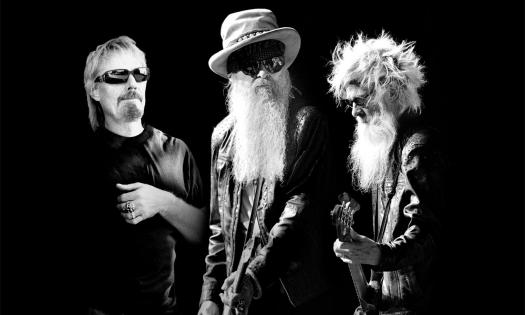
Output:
[116, 182, 173, 225]
[198, 300, 220, 315]
[333, 228, 381, 266]
[220, 271, 255, 315]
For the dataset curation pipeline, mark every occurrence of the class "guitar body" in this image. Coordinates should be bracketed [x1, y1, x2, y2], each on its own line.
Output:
[331, 193, 378, 315]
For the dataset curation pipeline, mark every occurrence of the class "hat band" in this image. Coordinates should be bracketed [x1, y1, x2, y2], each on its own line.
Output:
[229, 30, 269, 46]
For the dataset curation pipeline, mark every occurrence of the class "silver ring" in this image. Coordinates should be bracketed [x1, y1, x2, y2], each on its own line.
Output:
[125, 201, 135, 213]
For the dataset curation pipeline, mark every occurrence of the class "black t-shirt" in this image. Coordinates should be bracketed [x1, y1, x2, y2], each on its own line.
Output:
[86, 125, 204, 314]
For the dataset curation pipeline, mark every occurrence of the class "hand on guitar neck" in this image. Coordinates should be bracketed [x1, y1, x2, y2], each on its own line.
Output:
[332, 192, 381, 266]
[333, 230, 381, 266]
[220, 237, 259, 315]
[331, 192, 379, 315]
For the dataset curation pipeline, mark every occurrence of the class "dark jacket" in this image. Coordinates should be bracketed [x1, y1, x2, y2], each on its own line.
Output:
[200, 105, 336, 308]
[369, 125, 445, 315]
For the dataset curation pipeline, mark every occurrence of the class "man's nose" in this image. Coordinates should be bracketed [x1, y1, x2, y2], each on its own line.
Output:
[351, 103, 360, 118]
[256, 69, 269, 78]
[126, 74, 138, 89]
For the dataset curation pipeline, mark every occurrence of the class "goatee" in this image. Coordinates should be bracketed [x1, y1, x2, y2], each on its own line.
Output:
[122, 103, 143, 121]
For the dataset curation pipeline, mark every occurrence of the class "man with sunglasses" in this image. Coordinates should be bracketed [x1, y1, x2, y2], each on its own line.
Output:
[82, 35, 206, 315]
[328, 32, 446, 314]
[199, 9, 341, 315]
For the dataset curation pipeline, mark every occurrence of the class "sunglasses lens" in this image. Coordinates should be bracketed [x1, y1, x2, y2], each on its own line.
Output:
[241, 63, 258, 77]
[262, 56, 284, 73]
[354, 97, 369, 108]
[97, 68, 150, 84]
[241, 57, 284, 77]
[103, 69, 129, 84]
[132, 67, 150, 83]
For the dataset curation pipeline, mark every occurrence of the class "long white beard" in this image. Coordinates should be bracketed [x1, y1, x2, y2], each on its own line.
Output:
[349, 111, 397, 191]
[227, 72, 291, 183]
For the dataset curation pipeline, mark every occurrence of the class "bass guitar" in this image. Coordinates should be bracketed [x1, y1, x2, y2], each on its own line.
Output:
[331, 192, 377, 314]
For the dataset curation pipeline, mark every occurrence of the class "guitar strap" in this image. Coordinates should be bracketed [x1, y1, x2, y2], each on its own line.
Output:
[376, 166, 401, 243]
[242, 179, 264, 249]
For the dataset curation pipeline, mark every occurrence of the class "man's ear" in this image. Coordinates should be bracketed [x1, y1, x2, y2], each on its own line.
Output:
[90, 84, 101, 101]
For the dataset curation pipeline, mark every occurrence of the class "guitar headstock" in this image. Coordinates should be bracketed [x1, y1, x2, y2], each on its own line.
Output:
[330, 192, 360, 242]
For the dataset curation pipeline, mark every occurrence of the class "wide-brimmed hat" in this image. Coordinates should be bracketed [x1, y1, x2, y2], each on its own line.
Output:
[209, 8, 301, 78]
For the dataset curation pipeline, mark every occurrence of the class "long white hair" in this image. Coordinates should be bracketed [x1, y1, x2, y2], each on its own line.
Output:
[328, 31, 426, 191]
[328, 31, 425, 117]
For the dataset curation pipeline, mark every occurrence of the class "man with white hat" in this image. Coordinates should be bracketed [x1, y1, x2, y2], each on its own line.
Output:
[199, 8, 339, 315]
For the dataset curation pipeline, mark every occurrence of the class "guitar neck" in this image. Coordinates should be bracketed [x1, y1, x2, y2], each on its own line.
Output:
[347, 262, 368, 309]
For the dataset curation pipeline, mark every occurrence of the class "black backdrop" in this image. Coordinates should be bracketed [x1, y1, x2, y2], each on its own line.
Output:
[1, 1, 523, 314]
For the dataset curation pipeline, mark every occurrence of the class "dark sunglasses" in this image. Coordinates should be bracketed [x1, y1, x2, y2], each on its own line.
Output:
[95, 67, 150, 84]
[343, 95, 371, 112]
[238, 56, 285, 77]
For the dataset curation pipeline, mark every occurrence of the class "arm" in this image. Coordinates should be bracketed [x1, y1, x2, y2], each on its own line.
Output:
[200, 124, 231, 309]
[116, 183, 206, 244]
[159, 192, 206, 244]
[115, 139, 207, 244]
[376, 132, 444, 271]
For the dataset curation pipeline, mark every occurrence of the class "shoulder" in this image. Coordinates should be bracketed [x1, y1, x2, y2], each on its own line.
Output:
[295, 105, 325, 128]
[211, 115, 234, 149]
[401, 131, 429, 160]
[293, 105, 327, 142]
[148, 125, 190, 155]
[400, 128, 443, 170]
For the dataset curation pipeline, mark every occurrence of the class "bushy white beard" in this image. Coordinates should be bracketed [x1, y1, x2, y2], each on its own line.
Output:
[227, 72, 291, 183]
[349, 111, 397, 191]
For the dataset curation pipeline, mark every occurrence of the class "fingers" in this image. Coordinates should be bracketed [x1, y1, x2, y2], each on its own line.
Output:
[198, 301, 220, 315]
[122, 212, 143, 225]
[335, 247, 354, 264]
[333, 239, 351, 254]
[116, 201, 143, 225]
[220, 274, 236, 306]
[349, 227, 359, 240]
[333, 239, 342, 250]
[334, 238, 355, 263]
[117, 201, 134, 212]
[116, 182, 142, 191]
[220, 290, 234, 306]
[341, 257, 353, 264]
[221, 273, 235, 291]
[116, 191, 136, 203]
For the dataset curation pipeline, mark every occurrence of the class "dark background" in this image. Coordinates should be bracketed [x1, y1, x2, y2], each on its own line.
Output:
[2, 1, 523, 314]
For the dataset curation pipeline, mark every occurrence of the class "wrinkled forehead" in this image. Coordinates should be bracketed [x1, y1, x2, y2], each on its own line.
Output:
[97, 50, 146, 75]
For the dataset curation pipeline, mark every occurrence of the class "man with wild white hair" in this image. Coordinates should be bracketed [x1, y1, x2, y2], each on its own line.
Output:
[329, 32, 445, 314]
[83, 35, 206, 315]
[199, 8, 339, 315]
